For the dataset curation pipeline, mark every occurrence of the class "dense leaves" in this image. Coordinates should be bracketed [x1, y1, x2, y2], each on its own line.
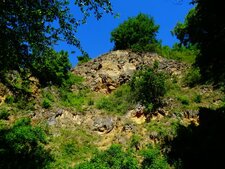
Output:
[75, 144, 170, 169]
[31, 49, 71, 86]
[0, 0, 112, 85]
[77, 53, 91, 65]
[129, 68, 166, 111]
[111, 13, 159, 52]
[0, 118, 51, 169]
[173, 0, 225, 82]
[141, 145, 170, 169]
[75, 144, 138, 169]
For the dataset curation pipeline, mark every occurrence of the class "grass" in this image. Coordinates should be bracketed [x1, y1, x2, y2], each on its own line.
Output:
[48, 127, 98, 168]
[146, 118, 180, 140]
[59, 88, 90, 112]
[165, 77, 224, 115]
[96, 84, 135, 115]
[157, 45, 198, 64]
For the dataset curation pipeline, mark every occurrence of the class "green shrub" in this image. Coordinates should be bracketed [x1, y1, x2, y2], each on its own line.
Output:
[62, 73, 84, 90]
[110, 13, 159, 52]
[41, 89, 55, 108]
[157, 44, 198, 64]
[130, 134, 141, 149]
[31, 49, 71, 86]
[184, 67, 201, 87]
[194, 94, 202, 103]
[16, 98, 36, 111]
[177, 95, 190, 105]
[0, 108, 10, 120]
[146, 118, 180, 139]
[42, 98, 52, 108]
[62, 142, 77, 156]
[3, 70, 32, 98]
[0, 118, 51, 168]
[129, 68, 166, 111]
[87, 99, 94, 106]
[75, 144, 138, 169]
[141, 145, 170, 169]
[5, 95, 14, 104]
[59, 88, 88, 111]
[131, 43, 160, 53]
[77, 53, 91, 65]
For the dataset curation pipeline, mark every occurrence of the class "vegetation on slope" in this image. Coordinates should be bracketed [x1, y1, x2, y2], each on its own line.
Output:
[1, 0, 225, 168]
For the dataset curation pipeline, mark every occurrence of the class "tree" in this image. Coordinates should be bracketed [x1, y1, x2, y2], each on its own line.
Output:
[0, 0, 112, 83]
[110, 13, 160, 52]
[0, 118, 51, 169]
[31, 49, 71, 85]
[129, 67, 166, 111]
[172, 0, 225, 83]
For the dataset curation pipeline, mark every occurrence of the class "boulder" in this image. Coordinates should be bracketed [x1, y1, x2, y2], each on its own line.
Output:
[92, 117, 114, 133]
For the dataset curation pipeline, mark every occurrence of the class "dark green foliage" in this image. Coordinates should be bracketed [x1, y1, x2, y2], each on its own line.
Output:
[31, 49, 71, 86]
[131, 43, 160, 53]
[62, 73, 84, 90]
[110, 13, 159, 52]
[177, 95, 189, 105]
[129, 68, 166, 111]
[0, 118, 51, 169]
[41, 89, 54, 109]
[141, 145, 170, 169]
[42, 98, 52, 109]
[2, 70, 33, 98]
[0, 0, 112, 88]
[88, 99, 95, 106]
[146, 118, 180, 140]
[75, 144, 138, 169]
[62, 142, 77, 156]
[184, 67, 201, 87]
[5, 95, 14, 104]
[77, 53, 91, 65]
[173, 1, 225, 83]
[75, 144, 170, 169]
[130, 134, 141, 149]
[0, 0, 112, 72]
[0, 108, 10, 120]
[167, 107, 225, 169]
[194, 94, 201, 103]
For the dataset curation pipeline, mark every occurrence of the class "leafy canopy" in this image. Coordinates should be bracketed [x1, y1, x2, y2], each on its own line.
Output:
[129, 67, 166, 111]
[0, 0, 112, 84]
[0, 118, 51, 169]
[31, 49, 71, 85]
[110, 13, 159, 52]
[172, 0, 225, 82]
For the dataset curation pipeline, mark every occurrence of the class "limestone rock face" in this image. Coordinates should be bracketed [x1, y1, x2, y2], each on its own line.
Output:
[72, 50, 187, 93]
[92, 117, 115, 133]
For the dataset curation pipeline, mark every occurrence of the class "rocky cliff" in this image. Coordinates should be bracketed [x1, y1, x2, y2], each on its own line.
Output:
[73, 50, 187, 93]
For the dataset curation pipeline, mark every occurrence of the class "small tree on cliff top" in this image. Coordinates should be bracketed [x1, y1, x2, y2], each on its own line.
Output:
[110, 13, 160, 52]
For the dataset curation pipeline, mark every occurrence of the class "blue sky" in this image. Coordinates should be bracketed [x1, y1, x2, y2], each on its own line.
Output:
[54, 0, 193, 67]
